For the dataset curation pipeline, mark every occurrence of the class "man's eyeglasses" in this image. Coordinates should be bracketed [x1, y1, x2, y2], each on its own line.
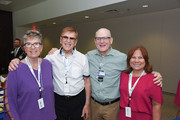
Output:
[95, 37, 111, 41]
[24, 42, 42, 48]
[61, 36, 77, 41]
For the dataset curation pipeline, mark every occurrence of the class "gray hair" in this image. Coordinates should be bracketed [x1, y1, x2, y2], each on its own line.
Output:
[23, 30, 42, 45]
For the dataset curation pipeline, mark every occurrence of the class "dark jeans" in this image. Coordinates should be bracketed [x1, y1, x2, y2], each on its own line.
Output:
[54, 89, 85, 120]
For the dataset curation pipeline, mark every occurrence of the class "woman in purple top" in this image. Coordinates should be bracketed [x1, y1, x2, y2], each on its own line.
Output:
[4, 30, 56, 120]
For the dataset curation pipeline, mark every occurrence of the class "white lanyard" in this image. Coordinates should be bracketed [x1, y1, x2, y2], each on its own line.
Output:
[61, 50, 73, 73]
[128, 70, 145, 97]
[61, 50, 73, 84]
[25, 57, 43, 92]
[63, 56, 72, 74]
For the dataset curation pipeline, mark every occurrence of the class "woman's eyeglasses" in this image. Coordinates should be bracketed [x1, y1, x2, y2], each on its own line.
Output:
[24, 42, 42, 48]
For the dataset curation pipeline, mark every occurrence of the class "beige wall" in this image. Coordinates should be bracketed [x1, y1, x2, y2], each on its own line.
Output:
[28, 8, 180, 94]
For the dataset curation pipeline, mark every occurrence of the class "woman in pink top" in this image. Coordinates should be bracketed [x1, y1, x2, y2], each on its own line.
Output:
[118, 46, 163, 120]
[175, 80, 180, 118]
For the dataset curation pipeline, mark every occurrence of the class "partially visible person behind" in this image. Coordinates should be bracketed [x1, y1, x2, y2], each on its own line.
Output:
[119, 45, 163, 120]
[20, 40, 26, 58]
[174, 79, 180, 118]
[4, 30, 56, 120]
[9, 38, 26, 62]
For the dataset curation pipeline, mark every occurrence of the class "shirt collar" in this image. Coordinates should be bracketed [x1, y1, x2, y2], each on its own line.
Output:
[95, 47, 114, 56]
[60, 47, 76, 57]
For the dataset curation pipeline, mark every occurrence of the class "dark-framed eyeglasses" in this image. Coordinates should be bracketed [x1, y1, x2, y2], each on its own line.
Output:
[24, 42, 42, 48]
[95, 37, 111, 41]
[61, 36, 77, 42]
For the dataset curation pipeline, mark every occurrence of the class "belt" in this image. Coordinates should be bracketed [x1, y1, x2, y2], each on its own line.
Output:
[91, 96, 120, 106]
[60, 95, 72, 99]
[57, 89, 85, 100]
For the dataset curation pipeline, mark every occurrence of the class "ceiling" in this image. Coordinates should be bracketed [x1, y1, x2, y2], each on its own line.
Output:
[1, 0, 180, 28]
[0, 0, 46, 12]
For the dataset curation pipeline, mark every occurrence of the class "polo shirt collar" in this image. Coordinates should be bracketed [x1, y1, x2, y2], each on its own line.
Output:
[95, 47, 114, 56]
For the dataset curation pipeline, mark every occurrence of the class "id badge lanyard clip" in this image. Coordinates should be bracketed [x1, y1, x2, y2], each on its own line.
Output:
[25, 57, 43, 98]
[128, 70, 145, 106]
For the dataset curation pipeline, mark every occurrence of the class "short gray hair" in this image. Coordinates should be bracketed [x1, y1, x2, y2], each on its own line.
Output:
[23, 30, 42, 45]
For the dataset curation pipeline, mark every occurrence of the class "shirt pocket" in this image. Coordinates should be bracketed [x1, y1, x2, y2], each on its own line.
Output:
[70, 66, 83, 79]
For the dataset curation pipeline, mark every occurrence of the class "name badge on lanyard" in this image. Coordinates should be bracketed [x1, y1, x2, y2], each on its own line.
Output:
[125, 70, 145, 118]
[25, 57, 45, 109]
[125, 107, 131, 118]
[38, 98, 45, 109]
[97, 63, 105, 82]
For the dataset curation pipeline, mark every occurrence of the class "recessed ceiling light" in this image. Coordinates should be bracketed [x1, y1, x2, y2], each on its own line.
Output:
[0, 0, 12, 5]
[85, 16, 89, 19]
[52, 22, 56, 24]
[142, 4, 148, 8]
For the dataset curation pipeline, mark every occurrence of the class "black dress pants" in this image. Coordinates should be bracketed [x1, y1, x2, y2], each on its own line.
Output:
[54, 89, 85, 120]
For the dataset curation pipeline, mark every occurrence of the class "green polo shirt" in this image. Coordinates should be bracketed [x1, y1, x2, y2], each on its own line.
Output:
[86, 48, 127, 102]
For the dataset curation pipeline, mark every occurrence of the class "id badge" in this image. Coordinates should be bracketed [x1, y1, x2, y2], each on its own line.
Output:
[97, 70, 105, 82]
[125, 107, 131, 118]
[98, 70, 105, 76]
[64, 83, 70, 92]
[38, 98, 45, 109]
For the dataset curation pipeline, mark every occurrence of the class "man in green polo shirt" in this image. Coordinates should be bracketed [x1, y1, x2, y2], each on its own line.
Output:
[86, 28, 162, 120]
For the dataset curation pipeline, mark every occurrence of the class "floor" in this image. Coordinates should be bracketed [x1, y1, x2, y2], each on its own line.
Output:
[162, 92, 179, 120]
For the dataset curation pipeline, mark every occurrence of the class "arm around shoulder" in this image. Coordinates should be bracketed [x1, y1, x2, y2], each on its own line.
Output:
[8, 58, 20, 71]
[153, 72, 163, 87]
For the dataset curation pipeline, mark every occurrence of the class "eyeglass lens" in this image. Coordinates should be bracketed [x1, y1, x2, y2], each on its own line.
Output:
[95, 37, 111, 41]
[61, 36, 76, 41]
[25, 42, 41, 47]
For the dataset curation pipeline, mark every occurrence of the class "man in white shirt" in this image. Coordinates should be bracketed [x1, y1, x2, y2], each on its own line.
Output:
[45, 27, 91, 120]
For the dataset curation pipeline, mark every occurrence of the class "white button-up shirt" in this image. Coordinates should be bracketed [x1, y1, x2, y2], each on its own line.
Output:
[45, 48, 90, 96]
